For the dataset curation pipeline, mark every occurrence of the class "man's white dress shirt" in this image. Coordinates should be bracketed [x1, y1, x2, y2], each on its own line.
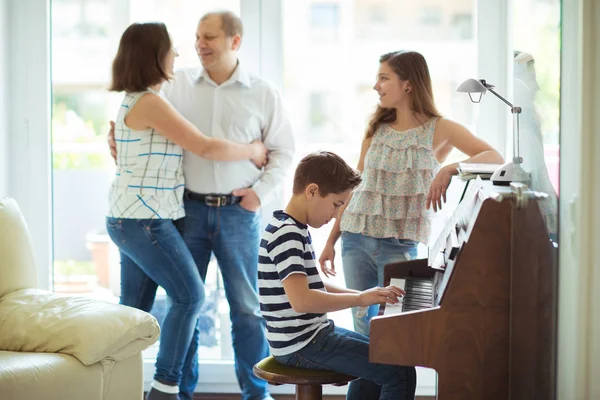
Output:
[162, 62, 294, 205]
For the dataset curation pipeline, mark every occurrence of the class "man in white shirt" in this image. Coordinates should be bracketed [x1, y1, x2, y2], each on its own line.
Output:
[178, 11, 295, 400]
[110, 11, 293, 400]
[170, 12, 294, 400]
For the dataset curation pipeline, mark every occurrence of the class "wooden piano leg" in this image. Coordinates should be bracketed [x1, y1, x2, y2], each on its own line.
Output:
[296, 384, 322, 400]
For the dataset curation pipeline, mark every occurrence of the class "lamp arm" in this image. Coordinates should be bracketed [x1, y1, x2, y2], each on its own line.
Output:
[486, 86, 523, 164]
[512, 106, 522, 163]
[487, 87, 514, 108]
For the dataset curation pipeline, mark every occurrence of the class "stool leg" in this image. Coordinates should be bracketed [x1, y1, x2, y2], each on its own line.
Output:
[296, 384, 322, 400]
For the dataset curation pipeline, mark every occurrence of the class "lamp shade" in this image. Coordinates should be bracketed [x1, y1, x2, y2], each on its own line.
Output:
[456, 78, 488, 93]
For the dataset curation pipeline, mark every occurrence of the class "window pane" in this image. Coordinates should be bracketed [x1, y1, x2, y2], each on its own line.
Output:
[51, 0, 240, 362]
[513, 0, 560, 237]
[281, 0, 478, 330]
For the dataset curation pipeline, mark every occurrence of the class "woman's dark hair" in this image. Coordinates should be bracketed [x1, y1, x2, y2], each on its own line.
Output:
[109, 22, 172, 93]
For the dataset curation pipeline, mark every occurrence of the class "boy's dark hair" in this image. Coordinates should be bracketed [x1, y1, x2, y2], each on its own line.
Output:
[109, 22, 172, 93]
[292, 151, 362, 196]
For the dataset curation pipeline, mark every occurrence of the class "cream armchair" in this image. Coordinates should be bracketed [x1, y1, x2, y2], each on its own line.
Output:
[0, 198, 160, 400]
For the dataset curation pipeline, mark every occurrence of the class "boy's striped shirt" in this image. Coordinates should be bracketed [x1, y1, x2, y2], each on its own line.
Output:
[258, 211, 329, 356]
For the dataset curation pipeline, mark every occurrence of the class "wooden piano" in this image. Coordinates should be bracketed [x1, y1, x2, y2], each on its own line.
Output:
[370, 179, 557, 400]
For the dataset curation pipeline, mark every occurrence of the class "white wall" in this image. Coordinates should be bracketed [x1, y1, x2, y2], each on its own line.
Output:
[7, 0, 52, 290]
[0, 0, 8, 197]
[558, 0, 600, 398]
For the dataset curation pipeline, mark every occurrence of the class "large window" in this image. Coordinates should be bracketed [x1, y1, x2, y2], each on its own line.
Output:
[41, 0, 556, 395]
[51, 0, 241, 367]
[281, 1, 477, 394]
[513, 0, 560, 201]
[281, 0, 478, 283]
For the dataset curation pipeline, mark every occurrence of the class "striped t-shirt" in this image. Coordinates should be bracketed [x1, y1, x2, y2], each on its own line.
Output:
[108, 89, 185, 220]
[258, 211, 330, 356]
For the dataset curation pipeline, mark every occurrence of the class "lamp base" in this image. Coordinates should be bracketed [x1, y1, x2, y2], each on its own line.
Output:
[491, 161, 530, 186]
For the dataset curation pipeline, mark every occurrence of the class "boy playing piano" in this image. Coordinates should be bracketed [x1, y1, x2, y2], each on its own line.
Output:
[258, 151, 417, 400]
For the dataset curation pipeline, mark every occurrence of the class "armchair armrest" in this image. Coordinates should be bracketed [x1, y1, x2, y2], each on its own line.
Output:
[0, 289, 160, 365]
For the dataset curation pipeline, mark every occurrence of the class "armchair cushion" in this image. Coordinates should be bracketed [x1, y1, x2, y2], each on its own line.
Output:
[0, 288, 159, 365]
[0, 198, 38, 298]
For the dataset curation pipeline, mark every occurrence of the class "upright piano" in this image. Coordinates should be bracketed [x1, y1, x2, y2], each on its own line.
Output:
[369, 179, 557, 400]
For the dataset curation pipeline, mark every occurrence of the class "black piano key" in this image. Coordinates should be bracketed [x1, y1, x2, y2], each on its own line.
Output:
[405, 292, 432, 299]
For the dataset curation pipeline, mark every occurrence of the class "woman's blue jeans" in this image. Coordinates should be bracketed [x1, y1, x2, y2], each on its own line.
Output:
[106, 217, 205, 386]
[341, 232, 418, 336]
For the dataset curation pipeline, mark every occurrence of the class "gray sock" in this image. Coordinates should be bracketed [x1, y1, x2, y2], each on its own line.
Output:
[146, 387, 181, 400]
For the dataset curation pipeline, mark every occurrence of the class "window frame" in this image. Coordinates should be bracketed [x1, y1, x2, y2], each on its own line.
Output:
[8, 0, 53, 291]
[7, 0, 513, 395]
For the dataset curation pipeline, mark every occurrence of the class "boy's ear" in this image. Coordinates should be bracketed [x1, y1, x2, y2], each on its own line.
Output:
[305, 183, 319, 198]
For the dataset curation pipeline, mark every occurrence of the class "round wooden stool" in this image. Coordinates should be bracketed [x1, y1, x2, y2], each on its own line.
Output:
[253, 356, 356, 400]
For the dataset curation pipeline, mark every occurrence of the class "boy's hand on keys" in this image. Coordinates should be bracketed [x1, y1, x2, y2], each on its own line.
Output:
[358, 286, 405, 307]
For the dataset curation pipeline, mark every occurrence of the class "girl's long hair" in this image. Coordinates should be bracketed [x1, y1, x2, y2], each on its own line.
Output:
[365, 51, 442, 139]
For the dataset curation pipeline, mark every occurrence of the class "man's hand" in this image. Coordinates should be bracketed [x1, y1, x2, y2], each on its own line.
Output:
[107, 121, 117, 162]
[232, 188, 261, 212]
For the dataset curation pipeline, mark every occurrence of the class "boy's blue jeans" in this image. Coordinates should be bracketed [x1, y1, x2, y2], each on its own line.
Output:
[178, 199, 270, 400]
[341, 232, 418, 336]
[274, 321, 416, 400]
[106, 217, 205, 387]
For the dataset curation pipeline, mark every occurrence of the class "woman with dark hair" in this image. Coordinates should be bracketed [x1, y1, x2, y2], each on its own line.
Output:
[320, 49, 503, 334]
[105, 22, 267, 400]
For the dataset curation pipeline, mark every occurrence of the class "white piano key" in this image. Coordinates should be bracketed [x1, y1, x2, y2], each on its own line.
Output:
[383, 302, 405, 316]
[390, 278, 406, 290]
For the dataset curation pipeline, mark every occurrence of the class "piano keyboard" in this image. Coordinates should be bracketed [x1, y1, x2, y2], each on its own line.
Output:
[384, 277, 435, 316]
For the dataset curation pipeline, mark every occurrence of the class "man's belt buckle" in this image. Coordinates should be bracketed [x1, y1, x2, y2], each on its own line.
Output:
[205, 196, 222, 207]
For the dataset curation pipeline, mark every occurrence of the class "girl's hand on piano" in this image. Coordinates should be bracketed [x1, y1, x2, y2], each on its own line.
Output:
[319, 243, 337, 277]
[358, 286, 406, 307]
[427, 166, 454, 212]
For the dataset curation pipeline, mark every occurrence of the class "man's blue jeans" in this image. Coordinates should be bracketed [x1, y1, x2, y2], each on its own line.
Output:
[341, 232, 418, 336]
[179, 198, 270, 400]
[274, 321, 416, 400]
[106, 217, 205, 387]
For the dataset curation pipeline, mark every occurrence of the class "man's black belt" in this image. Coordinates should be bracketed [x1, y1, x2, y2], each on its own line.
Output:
[184, 189, 242, 207]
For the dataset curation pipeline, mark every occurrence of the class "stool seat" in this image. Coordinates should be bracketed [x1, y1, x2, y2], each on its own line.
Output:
[253, 356, 355, 386]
